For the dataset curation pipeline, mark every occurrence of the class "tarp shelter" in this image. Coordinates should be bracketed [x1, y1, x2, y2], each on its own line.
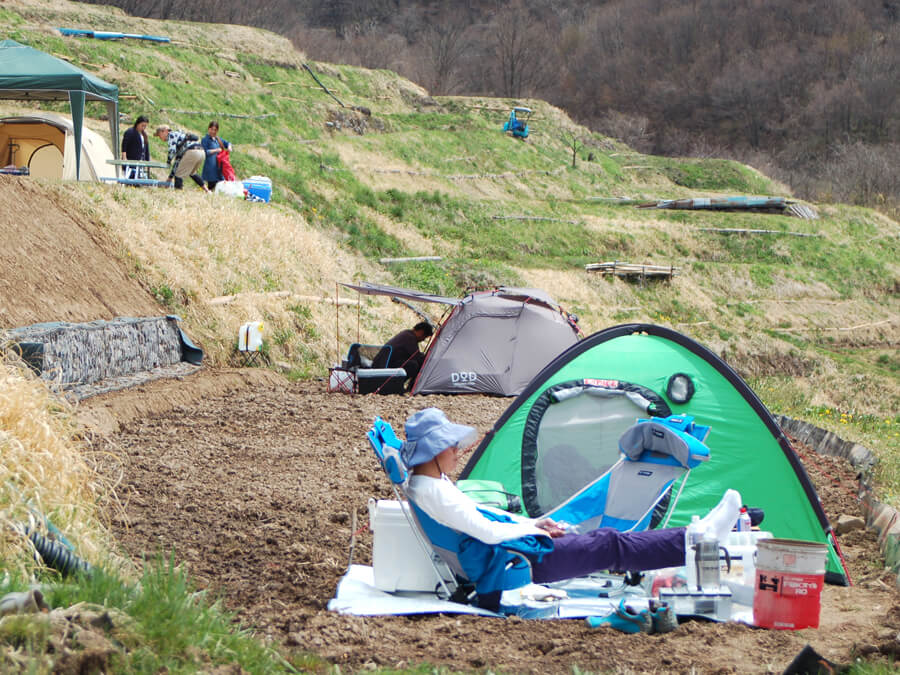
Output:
[0, 113, 116, 181]
[460, 323, 850, 584]
[340, 282, 580, 396]
[0, 40, 118, 179]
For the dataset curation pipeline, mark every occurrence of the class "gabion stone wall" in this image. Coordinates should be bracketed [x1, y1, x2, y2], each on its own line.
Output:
[6, 316, 185, 386]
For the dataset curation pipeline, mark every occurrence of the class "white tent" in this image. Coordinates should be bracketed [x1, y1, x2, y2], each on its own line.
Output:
[0, 113, 116, 181]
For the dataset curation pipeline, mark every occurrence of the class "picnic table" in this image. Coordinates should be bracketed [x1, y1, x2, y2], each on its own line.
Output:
[106, 159, 170, 169]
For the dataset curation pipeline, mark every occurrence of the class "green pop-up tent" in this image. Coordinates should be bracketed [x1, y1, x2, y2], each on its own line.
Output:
[460, 324, 850, 584]
[0, 40, 118, 179]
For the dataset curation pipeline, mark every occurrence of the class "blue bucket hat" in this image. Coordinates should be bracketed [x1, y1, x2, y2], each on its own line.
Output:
[402, 408, 477, 468]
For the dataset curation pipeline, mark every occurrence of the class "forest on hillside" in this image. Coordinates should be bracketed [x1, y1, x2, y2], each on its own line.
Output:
[88, 0, 898, 214]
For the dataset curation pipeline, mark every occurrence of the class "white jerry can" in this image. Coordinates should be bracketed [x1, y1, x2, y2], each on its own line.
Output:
[238, 321, 264, 352]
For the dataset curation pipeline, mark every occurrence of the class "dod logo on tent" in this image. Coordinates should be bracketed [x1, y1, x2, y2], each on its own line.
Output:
[460, 323, 850, 585]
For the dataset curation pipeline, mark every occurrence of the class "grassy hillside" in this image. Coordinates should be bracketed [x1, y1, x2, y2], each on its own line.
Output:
[1, 0, 898, 496]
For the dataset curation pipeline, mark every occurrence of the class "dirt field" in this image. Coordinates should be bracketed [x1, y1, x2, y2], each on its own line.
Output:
[81, 370, 900, 674]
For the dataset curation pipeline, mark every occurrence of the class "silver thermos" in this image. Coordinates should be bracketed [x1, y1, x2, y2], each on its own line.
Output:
[694, 534, 731, 589]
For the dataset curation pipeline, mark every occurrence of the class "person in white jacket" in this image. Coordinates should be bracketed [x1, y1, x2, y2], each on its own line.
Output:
[403, 408, 741, 584]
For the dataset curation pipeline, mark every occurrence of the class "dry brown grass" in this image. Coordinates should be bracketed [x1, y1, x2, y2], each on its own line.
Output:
[54, 182, 412, 369]
[0, 355, 119, 576]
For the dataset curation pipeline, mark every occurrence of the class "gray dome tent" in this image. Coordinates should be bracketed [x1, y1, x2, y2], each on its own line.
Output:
[340, 283, 580, 396]
[412, 288, 580, 396]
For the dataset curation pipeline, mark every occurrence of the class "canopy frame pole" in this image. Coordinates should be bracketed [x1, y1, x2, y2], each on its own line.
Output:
[107, 100, 119, 178]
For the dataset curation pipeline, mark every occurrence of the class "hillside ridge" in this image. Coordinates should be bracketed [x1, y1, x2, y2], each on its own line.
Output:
[1, 0, 896, 445]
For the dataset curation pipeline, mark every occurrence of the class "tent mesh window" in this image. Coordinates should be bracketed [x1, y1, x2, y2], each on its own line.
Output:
[522, 379, 670, 516]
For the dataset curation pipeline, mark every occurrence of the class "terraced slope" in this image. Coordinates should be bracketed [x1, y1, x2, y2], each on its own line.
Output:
[1, 0, 896, 472]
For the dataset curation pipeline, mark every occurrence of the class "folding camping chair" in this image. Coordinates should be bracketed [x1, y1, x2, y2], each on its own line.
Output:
[347, 344, 407, 394]
[543, 415, 710, 534]
[367, 418, 548, 602]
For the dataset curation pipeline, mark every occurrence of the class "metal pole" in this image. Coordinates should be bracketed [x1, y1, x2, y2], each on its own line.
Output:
[335, 282, 340, 363]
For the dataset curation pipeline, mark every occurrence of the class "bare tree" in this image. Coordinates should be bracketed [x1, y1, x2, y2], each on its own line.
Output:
[492, 2, 555, 98]
[562, 132, 583, 168]
[420, 18, 470, 94]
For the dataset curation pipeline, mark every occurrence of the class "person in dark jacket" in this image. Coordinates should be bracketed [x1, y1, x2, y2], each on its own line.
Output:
[121, 115, 150, 180]
[200, 120, 232, 191]
[375, 321, 433, 390]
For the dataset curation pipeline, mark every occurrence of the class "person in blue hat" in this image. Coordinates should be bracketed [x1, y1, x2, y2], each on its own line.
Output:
[403, 407, 741, 586]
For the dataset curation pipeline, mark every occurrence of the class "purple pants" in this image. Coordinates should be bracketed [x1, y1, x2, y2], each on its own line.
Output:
[529, 527, 686, 584]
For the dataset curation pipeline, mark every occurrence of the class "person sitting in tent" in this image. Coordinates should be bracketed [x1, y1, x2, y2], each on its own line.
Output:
[402, 407, 742, 609]
[374, 321, 433, 391]
[121, 114, 150, 180]
[154, 124, 208, 191]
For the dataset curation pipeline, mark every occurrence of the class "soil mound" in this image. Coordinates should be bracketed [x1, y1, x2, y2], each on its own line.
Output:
[0, 178, 160, 328]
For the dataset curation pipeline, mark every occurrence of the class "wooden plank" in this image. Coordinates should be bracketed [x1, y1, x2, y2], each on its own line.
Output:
[585, 261, 679, 278]
[207, 291, 357, 306]
[492, 215, 580, 224]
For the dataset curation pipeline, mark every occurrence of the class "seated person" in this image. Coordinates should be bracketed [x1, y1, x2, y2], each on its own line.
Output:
[402, 408, 742, 607]
[374, 321, 433, 390]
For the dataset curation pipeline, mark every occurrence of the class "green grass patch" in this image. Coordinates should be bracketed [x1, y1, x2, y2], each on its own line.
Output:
[752, 376, 900, 506]
[0, 558, 295, 674]
[653, 157, 777, 193]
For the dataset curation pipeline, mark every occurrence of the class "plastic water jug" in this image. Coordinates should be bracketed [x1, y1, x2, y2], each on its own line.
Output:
[238, 321, 264, 352]
[685, 515, 705, 588]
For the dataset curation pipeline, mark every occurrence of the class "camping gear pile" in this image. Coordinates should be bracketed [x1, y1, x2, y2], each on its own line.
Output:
[331, 323, 848, 631]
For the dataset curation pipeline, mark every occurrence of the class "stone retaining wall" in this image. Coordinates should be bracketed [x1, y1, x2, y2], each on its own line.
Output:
[777, 414, 900, 587]
[5, 316, 187, 390]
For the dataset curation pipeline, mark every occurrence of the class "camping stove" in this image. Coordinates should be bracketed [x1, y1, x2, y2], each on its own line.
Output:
[659, 586, 733, 622]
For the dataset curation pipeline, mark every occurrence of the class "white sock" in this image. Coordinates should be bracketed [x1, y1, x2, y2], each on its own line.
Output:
[697, 489, 742, 541]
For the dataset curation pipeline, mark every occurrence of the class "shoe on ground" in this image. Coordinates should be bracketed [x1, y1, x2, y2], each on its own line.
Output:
[649, 600, 678, 634]
[585, 599, 651, 633]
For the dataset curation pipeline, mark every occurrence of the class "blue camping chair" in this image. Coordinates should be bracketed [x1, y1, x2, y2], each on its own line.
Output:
[367, 418, 552, 602]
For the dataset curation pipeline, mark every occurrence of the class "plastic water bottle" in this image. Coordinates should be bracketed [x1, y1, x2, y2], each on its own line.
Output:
[685, 515, 705, 589]
[733, 506, 752, 547]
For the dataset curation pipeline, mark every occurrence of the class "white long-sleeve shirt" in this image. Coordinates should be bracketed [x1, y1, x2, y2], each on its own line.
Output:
[407, 474, 545, 545]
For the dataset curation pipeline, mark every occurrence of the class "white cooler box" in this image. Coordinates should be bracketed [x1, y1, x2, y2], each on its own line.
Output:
[368, 499, 443, 592]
